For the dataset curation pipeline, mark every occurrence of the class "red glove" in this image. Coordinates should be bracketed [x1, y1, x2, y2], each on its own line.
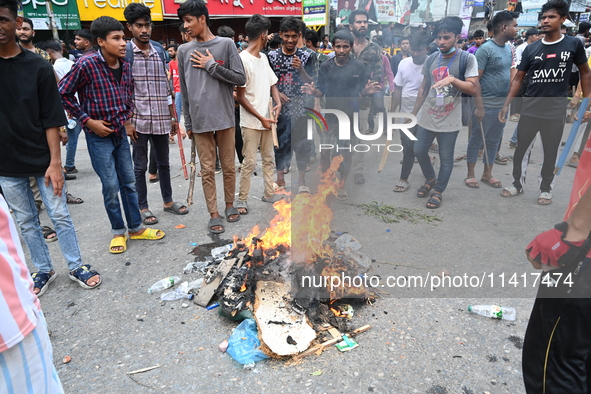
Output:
[526, 222, 586, 268]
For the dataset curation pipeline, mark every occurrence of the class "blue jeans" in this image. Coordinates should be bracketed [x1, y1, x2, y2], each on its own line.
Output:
[274, 114, 309, 172]
[65, 122, 82, 169]
[175, 92, 182, 122]
[414, 126, 459, 193]
[467, 108, 505, 165]
[85, 133, 143, 234]
[0, 175, 83, 273]
[510, 123, 518, 145]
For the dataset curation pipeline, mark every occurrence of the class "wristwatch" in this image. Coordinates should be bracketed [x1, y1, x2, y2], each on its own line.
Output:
[171, 117, 176, 122]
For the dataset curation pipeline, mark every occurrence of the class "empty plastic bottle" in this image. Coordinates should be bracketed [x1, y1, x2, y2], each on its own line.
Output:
[468, 305, 516, 321]
[148, 276, 181, 293]
[160, 289, 194, 301]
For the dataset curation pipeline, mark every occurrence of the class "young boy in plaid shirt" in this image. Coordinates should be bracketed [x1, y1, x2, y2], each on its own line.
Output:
[60, 16, 164, 254]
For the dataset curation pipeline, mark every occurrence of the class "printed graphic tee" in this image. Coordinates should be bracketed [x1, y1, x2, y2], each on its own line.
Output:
[419, 50, 478, 132]
[517, 35, 586, 119]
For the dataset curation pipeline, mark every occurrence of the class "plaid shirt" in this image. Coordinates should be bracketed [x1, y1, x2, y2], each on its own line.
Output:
[59, 50, 134, 137]
[130, 41, 172, 135]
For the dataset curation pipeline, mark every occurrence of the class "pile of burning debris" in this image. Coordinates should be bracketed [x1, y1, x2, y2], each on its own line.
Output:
[191, 157, 376, 362]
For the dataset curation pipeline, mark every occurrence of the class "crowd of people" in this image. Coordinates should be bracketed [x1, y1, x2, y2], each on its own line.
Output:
[1, 0, 591, 391]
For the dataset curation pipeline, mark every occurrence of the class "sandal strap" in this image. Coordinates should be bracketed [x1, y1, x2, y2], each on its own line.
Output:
[32, 272, 54, 288]
[70, 265, 98, 283]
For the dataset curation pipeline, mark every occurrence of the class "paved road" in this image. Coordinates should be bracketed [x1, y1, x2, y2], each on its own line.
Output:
[31, 119, 579, 393]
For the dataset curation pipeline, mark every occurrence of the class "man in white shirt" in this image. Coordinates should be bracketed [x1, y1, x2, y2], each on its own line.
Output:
[391, 31, 430, 193]
[235, 14, 283, 213]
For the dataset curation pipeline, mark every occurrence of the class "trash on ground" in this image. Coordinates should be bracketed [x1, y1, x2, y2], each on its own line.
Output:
[226, 319, 269, 365]
[211, 244, 233, 259]
[175, 224, 186, 229]
[126, 365, 161, 375]
[62, 356, 71, 364]
[206, 302, 219, 310]
[148, 276, 180, 293]
[160, 289, 194, 301]
[468, 305, 516, 321]
[218, 340, 229, 353]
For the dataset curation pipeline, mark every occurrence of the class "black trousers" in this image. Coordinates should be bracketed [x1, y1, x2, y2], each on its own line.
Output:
[512, 115, 565, 193]
[132, 133, 172, 210]
[523, 259, 591, 393]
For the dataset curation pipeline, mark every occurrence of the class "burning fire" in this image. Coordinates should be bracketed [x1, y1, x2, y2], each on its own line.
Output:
[242, 156, 344, 264]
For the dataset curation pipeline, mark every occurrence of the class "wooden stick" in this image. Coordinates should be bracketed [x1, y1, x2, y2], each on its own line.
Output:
[293, 325, 372, 360]
[127, 364, 161, 375]
[378, 140, 391, 173]
[269, 100, 278, 148]
[171, 94, 188, 180]
[187, 135, 197, 206]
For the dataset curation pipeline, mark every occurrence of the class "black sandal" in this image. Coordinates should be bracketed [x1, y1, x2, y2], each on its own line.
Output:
[32, 271, 57, 297]
[417, 179, 436, 198]
[42, 226, 58, 243]
[426, 192, 442, 209]
[69, 265, 101, 289]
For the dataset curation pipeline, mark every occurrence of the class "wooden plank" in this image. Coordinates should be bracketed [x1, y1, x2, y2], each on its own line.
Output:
[193, 257, 237, 307]
[293, 325, 372, 361]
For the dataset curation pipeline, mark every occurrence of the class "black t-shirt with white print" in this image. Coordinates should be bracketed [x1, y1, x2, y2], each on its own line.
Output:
[517, 35, 586, 119]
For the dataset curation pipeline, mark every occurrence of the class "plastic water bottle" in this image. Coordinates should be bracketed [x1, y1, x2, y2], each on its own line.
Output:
[148, 276, 180, 293]
[468, 305, 516, 321]
[160, 289, 194, 301]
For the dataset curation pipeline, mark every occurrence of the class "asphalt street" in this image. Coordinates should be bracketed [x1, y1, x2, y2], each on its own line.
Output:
[28, 117, 580, 393]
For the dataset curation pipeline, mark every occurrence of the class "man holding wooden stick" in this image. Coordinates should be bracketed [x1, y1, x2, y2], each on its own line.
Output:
[235, 14, 283, 215]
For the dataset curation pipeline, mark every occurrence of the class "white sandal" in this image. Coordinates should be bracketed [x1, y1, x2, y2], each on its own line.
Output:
[538, 192, 552, 205]
[501, 185, 523, 198]
[393, 180, 410, 192]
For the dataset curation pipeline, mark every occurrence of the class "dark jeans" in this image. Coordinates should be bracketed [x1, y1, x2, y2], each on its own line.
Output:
[148, 140, 157, 175]
[414, 126, 459, 194]
[367, 92, 386, 132]
[399, 125, 417, 180]
[275, 114, 309, 172]
[132, 133, 173, 210]
[512, 115, 564, 193]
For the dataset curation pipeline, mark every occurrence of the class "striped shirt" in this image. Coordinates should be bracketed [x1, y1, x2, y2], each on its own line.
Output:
[59, 50, 134, 138]
[129, 41, 172, 135]
[0, 195, 41, 353]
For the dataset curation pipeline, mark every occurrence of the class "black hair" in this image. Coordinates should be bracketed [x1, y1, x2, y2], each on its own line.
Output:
[524, 28, 538, 39]
[178, 0, 209, 25]
[91, 16, 125, 42]
[409, 30, 431, 51]
[473, 29, 485, 38]
[68, 39, 75, 46]
[38, 39, 62, 52]
[0, 0, 18, 18]
[433, 16, 463, 36]
[245, 14, 271, 41]
[178, 24, 187, 33]
[399, 36, 410, 43]
[332, 29, 354, 46]
[269, 33, 281, 49]
[578, 22, 591, 34]
[75, 29, 92, 42]
[349, 9, 369, 24]
[217, 25, 235, 38]
[486, 20, 492, 32]
[541, 0, 569, 18]
[305, 28, 319, 46]
[124, 3, 151, 25]
[279, 16, 301, 34]
[491, 11, 518, 34]
[167, 44, 178, 51]
[22, 17, 33, 29]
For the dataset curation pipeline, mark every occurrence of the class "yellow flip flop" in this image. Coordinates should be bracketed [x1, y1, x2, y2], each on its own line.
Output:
[109, 236, 127, 254]
[129, 228, 165, 240]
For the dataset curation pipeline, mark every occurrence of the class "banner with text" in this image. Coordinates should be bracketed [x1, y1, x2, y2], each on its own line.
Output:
[302, 0, 327, 26]
[23, 0, 81, 30]
[76, 0, 163, 21]
[162, 0, 302, 18]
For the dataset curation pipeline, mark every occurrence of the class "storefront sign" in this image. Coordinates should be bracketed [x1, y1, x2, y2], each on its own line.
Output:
[76, 0, 163, 21]
[375, 0, 396, 23]
[23, 0, 81, 30]
[302, 0, 327, 26]
[162, 0, 302, 18]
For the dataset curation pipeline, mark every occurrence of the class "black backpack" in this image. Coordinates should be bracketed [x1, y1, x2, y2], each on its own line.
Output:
[425, 50, 474, 126]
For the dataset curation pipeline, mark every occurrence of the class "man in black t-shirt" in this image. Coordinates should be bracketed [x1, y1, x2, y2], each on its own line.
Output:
[0, 0, 101, 297]
[499, 0, 591, 206]
[302, 30, 379, 200]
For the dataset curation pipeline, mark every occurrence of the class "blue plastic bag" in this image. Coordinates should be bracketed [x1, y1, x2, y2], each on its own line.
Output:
[226, 319, 269, 364]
